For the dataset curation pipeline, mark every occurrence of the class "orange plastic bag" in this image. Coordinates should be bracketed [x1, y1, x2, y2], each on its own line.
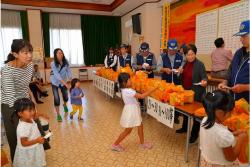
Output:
[194, 108, 206, 117]
[183, 90, 195, 104]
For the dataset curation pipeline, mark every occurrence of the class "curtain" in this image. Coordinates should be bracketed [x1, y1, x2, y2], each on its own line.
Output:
[49, 13, 84, 66]
[0, 10, 23, 67]
[81, 15, 121, 66]
[20, 11, 29, 40]
[42, 13, 50, 57]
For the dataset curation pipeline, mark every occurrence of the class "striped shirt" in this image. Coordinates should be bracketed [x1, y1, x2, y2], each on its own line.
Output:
[1, 63, 33, 107]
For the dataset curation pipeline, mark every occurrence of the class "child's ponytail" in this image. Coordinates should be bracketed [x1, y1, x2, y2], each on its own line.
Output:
[202, 92, 216, 129]
[202, 90, 235, 129]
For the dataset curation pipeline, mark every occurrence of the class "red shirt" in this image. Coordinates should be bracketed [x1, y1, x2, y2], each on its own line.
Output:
[182, 61, 194, 89]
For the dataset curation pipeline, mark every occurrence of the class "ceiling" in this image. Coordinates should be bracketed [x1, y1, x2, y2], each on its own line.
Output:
[1, 0, 175, 16]
[53, 0, 115, 4]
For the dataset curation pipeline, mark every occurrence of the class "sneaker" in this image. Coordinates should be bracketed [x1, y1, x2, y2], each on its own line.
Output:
[139, 143, 153, 149]
[111, 144, 125, 152]
[70, 115, 73, 120]
[57, 115, 62, 122]
[78, 117, 84, 121]
[63, 105, 68, 113]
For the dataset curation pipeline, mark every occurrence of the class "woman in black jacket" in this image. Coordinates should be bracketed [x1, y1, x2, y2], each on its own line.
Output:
[176, 44, 208, 143]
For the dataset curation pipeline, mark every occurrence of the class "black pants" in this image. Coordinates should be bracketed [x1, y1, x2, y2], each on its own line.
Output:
[52, 85, 68, 106]
[182, 115, 200, 139]
[29, 83, 44, 102]
[1, 104, 18, 162]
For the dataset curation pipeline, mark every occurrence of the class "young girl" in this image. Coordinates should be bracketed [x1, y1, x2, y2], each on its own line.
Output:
[200, 90, 248, 167]
[112, 73, 158, 152]
[70, 78, 84, 121]
[13, 98, 46, 167]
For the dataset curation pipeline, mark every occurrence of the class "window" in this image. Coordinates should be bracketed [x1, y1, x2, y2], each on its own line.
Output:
[0, 10, 23, 67]
[49, 14, 84, 66]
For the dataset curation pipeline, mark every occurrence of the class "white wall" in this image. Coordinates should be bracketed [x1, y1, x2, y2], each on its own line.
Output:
[121, 2, 162, 59]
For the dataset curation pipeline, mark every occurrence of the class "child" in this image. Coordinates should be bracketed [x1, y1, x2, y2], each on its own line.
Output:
[112, 73, 158, 152]
[13, 98, 46, 167]
[70, 78, 84, 120]
[200, 90, 248, 166]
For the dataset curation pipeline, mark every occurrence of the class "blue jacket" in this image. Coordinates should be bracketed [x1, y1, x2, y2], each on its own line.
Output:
[70, 87, 83, 105]
[161, 53, 183, 84]
[133, 52, 156, 78]
[228, 47, 249, 101]
[50, 62, 72, 87]
[119, 54, 132, 67]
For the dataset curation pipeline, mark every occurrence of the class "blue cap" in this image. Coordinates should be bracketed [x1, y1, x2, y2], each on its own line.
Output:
[140, 42, 149, 52]
[168, 39, 178, 50]
[233, 20, 250, 36]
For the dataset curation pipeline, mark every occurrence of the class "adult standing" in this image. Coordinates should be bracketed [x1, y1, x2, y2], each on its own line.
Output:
[117, 44, 132, 69]
[176, 44, 208, 143]
[1, 39, 35, 161]
[104, 47, 118, 71]
[211, 38, 233, 79]
[50, 48, 72, 122]
[132, 42, 157, 78]
[158, 39, 184, 85]
[218, 20, 250, 102]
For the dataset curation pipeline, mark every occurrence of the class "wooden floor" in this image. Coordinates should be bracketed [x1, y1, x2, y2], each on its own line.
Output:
[2, 82, 198, 167]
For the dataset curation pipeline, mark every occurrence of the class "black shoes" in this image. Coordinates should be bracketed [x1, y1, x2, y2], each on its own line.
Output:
[174, 117, 180, 124]
[176, 128, 187, 133]
[36, 100, 44, 104]
[189, 136, 198, 144]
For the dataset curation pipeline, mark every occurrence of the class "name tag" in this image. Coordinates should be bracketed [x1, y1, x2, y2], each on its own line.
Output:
[147, 59, 152, 61]
[175, 60, 182, 63]
[248, 60, 250, 63]
[126, 58, 130, 60]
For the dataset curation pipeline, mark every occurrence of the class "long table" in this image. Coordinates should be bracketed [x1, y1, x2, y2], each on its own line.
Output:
[146, 96, 203, 162]
[174, 102, 203, 162]
[93, 74, 204, 163]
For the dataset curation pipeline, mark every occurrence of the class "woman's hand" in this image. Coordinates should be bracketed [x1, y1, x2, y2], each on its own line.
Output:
[177, 67, 183, 74]
[164, 68, 172, 74]
[200, 80, 207, 87]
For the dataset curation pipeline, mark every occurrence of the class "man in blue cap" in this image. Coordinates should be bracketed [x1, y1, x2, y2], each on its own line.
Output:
[132, 42, 157, 78]
[157, 39, 184, 84]
[218, 20, 250, 102]
[117, 44, 132, 69]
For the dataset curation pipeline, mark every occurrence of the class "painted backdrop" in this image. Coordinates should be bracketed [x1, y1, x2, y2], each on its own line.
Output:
[169, 0, 239, 45]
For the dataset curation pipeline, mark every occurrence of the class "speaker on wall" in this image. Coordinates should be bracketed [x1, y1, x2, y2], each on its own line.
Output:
[132, 13, 141, 35]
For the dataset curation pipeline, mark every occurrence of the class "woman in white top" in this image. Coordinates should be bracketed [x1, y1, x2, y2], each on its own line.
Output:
[111, 73, 158, 152]
[200, 90, 248, 166]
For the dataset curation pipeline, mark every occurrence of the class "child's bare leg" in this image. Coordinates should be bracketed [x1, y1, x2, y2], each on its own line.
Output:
[138, 124, 144, 144]
[114, 128, 133, 145]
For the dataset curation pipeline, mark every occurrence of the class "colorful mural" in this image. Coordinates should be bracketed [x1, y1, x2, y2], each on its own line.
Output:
[169, 0, 239, 46]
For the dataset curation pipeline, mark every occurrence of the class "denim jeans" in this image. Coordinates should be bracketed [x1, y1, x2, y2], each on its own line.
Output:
[51, 84, 68, 106]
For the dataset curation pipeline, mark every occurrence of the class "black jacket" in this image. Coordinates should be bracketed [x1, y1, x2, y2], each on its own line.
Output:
[181, 58, 208, 102]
